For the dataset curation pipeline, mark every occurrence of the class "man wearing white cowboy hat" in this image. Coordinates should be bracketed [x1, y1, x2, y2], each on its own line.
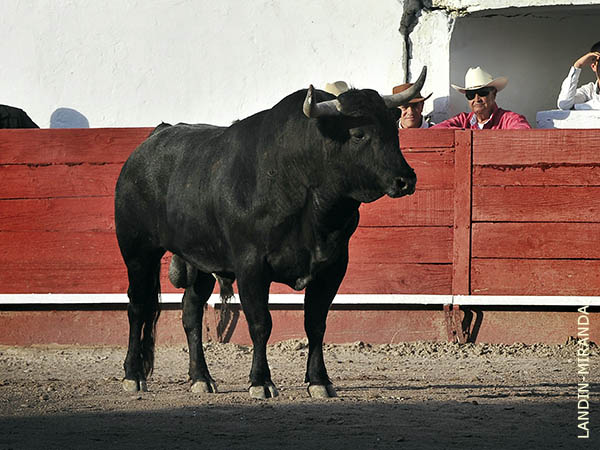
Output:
[433, 67, 530, 129]
[392, 82, 432, 129]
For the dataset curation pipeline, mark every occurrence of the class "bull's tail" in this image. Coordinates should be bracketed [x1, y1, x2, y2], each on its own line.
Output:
[217, 275, 235, 303]
[142, 264, 162, 378]
[141, 297, 160, 378]
[216, 275, 235, 342]
[167, 255, 235, 342]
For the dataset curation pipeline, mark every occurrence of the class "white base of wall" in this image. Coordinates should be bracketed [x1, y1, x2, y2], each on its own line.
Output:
[537, 109, 600, 128]
[1, 293, 598, 306]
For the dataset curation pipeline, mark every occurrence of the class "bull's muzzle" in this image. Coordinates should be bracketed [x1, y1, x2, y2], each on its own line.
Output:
[387, 173, 417, 198]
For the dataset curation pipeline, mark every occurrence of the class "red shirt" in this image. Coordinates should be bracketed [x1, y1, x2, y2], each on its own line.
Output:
[432, 105, 531, 129]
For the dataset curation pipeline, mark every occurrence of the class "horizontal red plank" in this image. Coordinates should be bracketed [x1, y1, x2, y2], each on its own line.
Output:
[349, 227, 452, 264]
[0, 231, 122, 268]
[0, 163, 122, 199]
[472, 222, 600, 259]
[0, 197, 114, 232]
[269, 262, 452, 295]
[0, 128, 152, 164]
[0, 225, 451, 264]
[473, 129, 600, 165]
[473, 164, 600, 187]
[473, 186, 600, 222]
[359, 189, 453, 226]
[404, 150, 454, 190]
[398, 129, 456, 149]
[340, 263, 452, 294]
[1, 261, 451, 297]
[471, 259, 600, 296]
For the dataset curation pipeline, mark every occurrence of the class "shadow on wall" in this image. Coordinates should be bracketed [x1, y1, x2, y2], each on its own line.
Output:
[50, 108, 89, 128]
[430, 96, 449, 125]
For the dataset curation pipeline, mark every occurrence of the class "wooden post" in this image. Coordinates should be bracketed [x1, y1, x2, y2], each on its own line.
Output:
[452, 130, 473, 295]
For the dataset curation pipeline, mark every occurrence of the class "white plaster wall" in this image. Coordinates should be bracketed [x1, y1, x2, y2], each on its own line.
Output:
[0, 0, 406, 128]
[408, 10, 455, 124]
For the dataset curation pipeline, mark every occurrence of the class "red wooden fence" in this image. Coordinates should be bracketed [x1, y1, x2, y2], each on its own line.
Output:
[0, 128, 458, 297]
[2, 128, 600, 298]
[1, 128, 598, 345]
[470, 130, 600, 297]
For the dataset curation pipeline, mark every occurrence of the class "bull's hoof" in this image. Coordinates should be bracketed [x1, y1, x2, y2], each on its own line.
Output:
[122, 378, 148, 392]
[249, 381, 279, 399]
[191, 380, 218, 394]
[308, 384, 337, 398]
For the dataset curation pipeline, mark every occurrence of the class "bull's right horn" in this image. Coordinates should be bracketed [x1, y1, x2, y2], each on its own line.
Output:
[303, 85, 342, 118]
[382, 66, 427, 109]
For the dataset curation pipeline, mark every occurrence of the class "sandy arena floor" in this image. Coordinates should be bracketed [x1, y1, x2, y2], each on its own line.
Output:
[0, 339, 597, 449]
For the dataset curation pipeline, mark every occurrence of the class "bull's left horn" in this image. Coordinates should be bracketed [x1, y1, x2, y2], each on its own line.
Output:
[303, 85, 342, 118]
[382, 66, 427, 108]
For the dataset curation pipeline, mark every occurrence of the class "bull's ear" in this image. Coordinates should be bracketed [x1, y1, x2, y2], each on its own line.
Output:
[303, 85, 342, 118]
[382, 66, 427, 108]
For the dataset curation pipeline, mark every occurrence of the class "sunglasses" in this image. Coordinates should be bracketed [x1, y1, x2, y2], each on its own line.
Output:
[465, 87, 493, 100]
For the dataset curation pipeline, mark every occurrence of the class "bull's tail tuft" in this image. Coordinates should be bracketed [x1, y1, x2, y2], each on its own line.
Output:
[216, 275, 235, 303]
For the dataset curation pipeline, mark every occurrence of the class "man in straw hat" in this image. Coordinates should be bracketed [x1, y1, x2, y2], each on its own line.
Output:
[324, 81, 349, 97]
[392, 82, 432, 129]
[433, 66, 530, 129]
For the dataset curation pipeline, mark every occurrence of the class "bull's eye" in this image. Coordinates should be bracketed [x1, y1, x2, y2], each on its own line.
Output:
[350, 129, 365, 141]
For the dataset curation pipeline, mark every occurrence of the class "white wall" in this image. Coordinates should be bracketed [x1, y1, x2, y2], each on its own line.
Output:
[0, 0, 406, 128]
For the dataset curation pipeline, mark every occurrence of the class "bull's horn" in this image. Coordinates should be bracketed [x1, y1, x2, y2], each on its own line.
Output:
[382, 66, 427, 108]
[303, 85, 342, 118]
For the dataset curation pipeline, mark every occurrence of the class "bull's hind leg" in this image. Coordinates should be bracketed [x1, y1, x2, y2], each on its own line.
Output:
[121, 250, 164, 392]
[303, 255, 348, 398]
[181, 270, 218, 393]
[237, 274, 278, 399]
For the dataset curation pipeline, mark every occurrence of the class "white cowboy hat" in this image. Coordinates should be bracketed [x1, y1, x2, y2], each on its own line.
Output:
[451, 67, 508, 94]
[324, 81, 349, 97]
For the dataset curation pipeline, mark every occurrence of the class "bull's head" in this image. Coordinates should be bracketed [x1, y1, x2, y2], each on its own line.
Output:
[302, 67, 426, 203]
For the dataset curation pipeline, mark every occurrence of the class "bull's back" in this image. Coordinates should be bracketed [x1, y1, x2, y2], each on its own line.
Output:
[115, 123, 226, 247]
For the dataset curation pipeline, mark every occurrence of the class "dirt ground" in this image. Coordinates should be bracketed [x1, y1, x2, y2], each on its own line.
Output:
[0, 339, 597, 449]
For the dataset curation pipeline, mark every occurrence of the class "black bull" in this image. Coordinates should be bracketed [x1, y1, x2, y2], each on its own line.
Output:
[114, 67, 426, 398]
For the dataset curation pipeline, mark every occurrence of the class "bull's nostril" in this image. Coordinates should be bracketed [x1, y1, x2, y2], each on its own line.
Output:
[388, 175, 416, 198]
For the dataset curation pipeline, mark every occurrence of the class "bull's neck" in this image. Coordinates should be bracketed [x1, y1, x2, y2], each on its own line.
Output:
[306, 186, 360, 236]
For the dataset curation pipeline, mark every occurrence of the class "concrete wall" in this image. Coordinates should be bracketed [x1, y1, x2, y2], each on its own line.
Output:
[408, 1, 600, 125]
[449, 6, 600, 126]
[0, 0, 405, 128]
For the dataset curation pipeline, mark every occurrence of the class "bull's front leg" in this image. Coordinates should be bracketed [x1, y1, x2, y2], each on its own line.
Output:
[303, 252, 348, 398]
[237, 272, 277, 399]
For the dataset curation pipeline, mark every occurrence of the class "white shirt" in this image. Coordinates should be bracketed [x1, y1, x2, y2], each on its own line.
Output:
[470, 115, 492, 129]
[398, 118, 429, 129]
[557, 66, 600, 110]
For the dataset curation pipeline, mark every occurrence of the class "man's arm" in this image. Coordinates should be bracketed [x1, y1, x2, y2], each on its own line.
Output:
[557, 52, 600, 110]
[557, 67, 590, 110]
